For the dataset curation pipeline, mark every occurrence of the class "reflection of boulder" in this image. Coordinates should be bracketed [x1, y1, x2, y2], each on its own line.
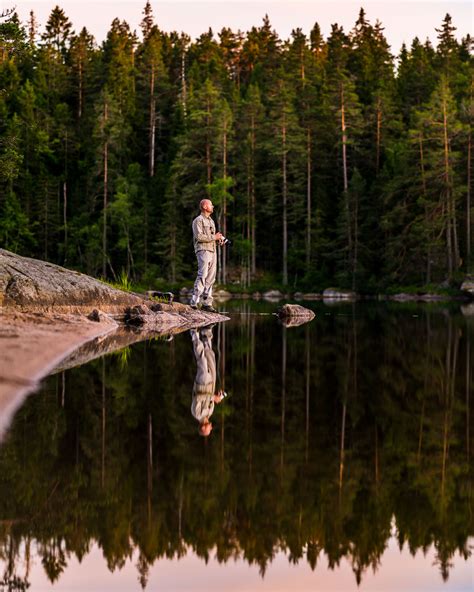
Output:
[390, 293, 447, 301]
[323, 288, 356, 300]
[277, 304, 315, 327]
[461, 277, 474, 296]
[302, 293, 322, 300]
[461, 302, 474, 317]
[214, 289, 232, 300]
[389, 293, 417, 301]
[263, 290, 284, 301]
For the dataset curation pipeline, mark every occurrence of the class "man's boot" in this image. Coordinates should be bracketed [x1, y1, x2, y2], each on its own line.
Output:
[202, 304, 217, 313]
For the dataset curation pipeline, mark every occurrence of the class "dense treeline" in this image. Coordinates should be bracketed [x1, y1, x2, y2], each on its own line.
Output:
[0, 4, 472, 290]
[0, 304, 472, 588]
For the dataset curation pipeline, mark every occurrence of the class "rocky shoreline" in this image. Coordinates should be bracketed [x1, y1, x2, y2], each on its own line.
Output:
[202, 282, 474, 303]
[0, 249, 229, 433]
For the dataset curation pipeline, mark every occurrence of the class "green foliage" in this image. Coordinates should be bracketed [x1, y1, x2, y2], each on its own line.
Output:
[0, 8, 471, 290]
[102, 269, 134, 292]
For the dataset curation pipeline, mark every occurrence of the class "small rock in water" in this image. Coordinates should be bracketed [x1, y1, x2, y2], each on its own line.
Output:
[277, 304, 315, 327]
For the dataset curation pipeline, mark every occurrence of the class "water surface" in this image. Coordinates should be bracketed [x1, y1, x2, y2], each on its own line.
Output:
[0, 301, 472, 591]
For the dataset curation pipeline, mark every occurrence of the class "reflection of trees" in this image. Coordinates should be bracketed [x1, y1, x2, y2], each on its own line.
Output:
[0, 304, 472, 588]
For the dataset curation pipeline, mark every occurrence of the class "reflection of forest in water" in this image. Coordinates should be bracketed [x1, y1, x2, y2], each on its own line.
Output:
[0, 303, 472, 590]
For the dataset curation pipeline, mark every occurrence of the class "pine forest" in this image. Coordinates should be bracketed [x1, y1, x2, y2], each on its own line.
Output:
[0, 4, 472, 292]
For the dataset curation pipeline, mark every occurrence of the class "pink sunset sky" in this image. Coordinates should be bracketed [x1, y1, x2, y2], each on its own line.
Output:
[11, 0, 473, 54]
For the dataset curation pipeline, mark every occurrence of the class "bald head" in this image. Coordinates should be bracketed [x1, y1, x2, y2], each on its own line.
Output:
[200, 199, 214, 216]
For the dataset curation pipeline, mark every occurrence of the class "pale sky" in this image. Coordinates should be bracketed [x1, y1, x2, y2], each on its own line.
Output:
[8, 1, 474, 55]
[14, 538, 474, 591]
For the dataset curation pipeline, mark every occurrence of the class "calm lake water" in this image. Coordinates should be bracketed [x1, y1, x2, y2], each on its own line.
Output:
[0, 301, 473, 591]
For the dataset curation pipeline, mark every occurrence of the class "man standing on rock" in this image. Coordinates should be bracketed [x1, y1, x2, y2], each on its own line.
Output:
[190, 199, 223, 312]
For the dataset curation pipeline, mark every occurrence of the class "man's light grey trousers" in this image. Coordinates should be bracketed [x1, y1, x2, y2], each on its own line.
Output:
[191, 250, 217, 306]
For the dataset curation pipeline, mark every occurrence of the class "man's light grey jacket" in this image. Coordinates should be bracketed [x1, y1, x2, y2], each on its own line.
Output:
[192, 214, 216, 254]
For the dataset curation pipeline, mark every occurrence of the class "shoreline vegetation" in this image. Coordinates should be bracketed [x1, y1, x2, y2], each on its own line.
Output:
[0, 6, 472, 295]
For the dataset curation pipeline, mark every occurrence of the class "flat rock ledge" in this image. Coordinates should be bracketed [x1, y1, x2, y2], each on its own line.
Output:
[0, 249, 228, 327]
[124, 303, 227, 329]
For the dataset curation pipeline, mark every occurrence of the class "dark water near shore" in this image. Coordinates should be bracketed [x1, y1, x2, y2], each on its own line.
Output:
[0, 301, 473, 591]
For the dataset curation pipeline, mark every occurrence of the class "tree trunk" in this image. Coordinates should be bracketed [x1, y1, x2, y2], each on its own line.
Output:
[443, 93, 456, 279]
[222, 123, 228, 284]
[419, 133, 431, 284]
[341, 84, 352, 276]
[44, 182, 48, 260]
[376, 98, 382, 173]
[149, 64, 156, 178]
[341, 84, 349, 194]
[353, 188, 358, 292]
[63, 181, 67, 264]
[250, 114, 256, 277]
[170, 223, 176, 283]
[282, 116, 288, 286]
[181, 49, 187, 117]
[306, 127, 312, 272]
[206, 98, 212, 190]
[102, 100, 108, 279]
[78, 58, 83, 119]
[467, 126, 471, 273]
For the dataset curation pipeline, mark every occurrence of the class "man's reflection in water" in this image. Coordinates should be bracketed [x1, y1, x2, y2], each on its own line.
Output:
[190, 324, 225, 437]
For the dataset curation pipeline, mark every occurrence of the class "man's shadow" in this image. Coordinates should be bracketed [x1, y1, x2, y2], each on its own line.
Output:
[190, 324, 226, 437]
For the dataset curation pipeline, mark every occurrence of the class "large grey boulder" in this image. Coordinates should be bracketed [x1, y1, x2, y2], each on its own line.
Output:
[0, 249, 146, 313]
